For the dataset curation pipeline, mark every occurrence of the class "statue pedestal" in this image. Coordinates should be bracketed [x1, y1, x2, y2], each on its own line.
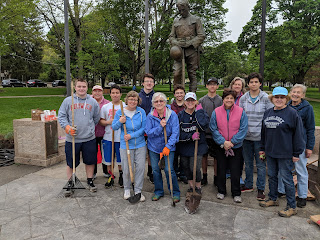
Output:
[13, 118, 65, 167]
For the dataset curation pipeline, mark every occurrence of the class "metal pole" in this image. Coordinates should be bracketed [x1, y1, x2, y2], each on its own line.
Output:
[259, 0, 266, 89]
[64, 0, 71, 96]
[144, 0, 149, 73]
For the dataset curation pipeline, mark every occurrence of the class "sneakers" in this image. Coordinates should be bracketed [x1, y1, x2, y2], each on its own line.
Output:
[139, 193, 146, 202]
[124, 190, 131, 200]
[278, 207, 297, 217]
[278, 192, 286, 198]
[259, 199, 279, 207]
[151, 194, 163, 201]
[234, 196, 242, 203]
[297, 197, 307, 208]
[217, 193, 225, 200]
[118, 172, 123, 188]
[173, 196, 180, 203]
[201, 173, 208, 186]
[86, 180, 97, 192]
[241, 186, 254, 192]
[257, 190, 266, 201]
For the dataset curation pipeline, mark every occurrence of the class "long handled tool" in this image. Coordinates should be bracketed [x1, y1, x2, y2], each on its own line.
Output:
[185, 128, 201, 214]
[120, 101, 139, 203]
[163, 127, 175, 207]
[105, 104, 115, 188]
[63, 81, 85, 197]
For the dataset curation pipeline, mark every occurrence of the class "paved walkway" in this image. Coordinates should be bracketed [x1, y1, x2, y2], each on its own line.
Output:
[0, 162, 319, 240]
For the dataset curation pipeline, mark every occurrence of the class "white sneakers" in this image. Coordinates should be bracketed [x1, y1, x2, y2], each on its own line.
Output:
[233, 196, 242, 203]
[124, 190, 130, 200]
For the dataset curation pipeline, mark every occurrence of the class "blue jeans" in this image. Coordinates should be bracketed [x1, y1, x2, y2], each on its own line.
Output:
[267, 156, 296, 209]
[243, 140, 266, 190]
[149, 150, 180, 197]
[278, 150, 308, 198]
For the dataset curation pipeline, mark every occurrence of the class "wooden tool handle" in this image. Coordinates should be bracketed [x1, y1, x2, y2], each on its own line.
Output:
[120, 101, 134, 183]
[111, 104, 115, 174]
[71, 80, 76, 174]
[193, 128, 198, 193]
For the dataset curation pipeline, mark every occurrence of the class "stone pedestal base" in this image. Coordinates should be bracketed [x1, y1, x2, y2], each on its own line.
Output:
[13, 118, 65, 167]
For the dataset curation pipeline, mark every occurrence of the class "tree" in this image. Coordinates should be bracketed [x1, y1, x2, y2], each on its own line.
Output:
[37, 0, 95, 78]
[1, 0, 44, 81]
[201, 41, 246, 85]
[238, 0, 320, 85]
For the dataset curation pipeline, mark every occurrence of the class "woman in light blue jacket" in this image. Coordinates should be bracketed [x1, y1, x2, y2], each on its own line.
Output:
[145, 92, 180, 202]
[112, 91, 146, 203]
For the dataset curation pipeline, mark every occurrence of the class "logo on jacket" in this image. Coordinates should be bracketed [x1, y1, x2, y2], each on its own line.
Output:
[264, 116, 284, 129]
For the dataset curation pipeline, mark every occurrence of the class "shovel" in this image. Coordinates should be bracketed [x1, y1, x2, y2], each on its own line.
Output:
[185, 128, 201, 214]
[162, 127, 175, 207]
[120, 101, 140, 203]
[105, 104, 115, 188]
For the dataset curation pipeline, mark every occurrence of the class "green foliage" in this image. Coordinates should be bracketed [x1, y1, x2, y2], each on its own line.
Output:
[201, 41, 246, 83]
[238, 0, 320, 85]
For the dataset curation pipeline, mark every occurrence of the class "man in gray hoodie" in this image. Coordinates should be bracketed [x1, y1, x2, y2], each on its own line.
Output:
[239, 73, 273, 201]
[58, 78, 100, 196]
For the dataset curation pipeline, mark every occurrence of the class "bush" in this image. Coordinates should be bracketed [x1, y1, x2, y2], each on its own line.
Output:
[0, 132, 14, 149]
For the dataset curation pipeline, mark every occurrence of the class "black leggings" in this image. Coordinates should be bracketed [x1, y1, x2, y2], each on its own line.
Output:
[180, 155, 202, 182]
[216, 147, 242, 197]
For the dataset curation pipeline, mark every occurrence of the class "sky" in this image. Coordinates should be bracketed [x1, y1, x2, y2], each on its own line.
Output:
[223, 0, 257, 42]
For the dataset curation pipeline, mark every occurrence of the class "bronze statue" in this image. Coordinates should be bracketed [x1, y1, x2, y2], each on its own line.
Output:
[169, 0, 206, 92]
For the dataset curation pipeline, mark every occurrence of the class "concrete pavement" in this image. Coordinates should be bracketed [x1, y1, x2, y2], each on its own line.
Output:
[0, 162, 319, 240]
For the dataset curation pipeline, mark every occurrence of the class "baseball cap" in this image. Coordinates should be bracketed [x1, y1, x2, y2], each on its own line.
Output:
[92, 85, 103, 91]
[207, 77, 218, 84]
[272, 87, 288, 96]
[184, 92, 197, 101]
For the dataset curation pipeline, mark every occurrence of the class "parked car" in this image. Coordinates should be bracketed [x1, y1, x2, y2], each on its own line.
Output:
[52, 80, 66, 87]
[27, 79, 47, 87]
[2, 79, 26, 87]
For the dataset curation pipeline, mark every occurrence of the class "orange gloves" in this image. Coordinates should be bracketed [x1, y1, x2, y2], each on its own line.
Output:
[65, 125, 77, 136]
[162, 147, 170, 156]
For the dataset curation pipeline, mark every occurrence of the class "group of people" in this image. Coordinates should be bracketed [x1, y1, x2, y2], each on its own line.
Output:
[58, 72, 315, 217]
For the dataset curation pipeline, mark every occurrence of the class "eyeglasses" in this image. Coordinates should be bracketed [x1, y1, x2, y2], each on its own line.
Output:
[154, 100, 165, 104]
[274, 96, 286, 99]
[128, 98, 138, 102]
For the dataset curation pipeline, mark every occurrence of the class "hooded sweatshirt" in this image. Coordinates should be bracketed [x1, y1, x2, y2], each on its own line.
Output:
[58, 94, 100, 143]
[288, 99, 315, 151]
[260, 106, 305, 158]
[239, 90, 274, 141]
[145, 106, 180, 153]
[139, 88, 154, 115]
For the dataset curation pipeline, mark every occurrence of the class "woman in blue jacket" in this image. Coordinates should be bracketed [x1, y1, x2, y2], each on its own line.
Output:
[145, 92, 180, 202]
[112, 91, 147, 203]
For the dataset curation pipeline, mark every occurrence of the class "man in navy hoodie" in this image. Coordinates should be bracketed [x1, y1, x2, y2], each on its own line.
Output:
[58, 78, 100, 197]
[139, 73, 155, 183]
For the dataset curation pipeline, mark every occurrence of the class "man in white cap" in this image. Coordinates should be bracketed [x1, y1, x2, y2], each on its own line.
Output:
[92, 85, 110, 178]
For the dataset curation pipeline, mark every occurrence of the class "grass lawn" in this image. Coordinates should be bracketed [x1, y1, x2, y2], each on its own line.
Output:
[0, 85, 319, 136]
[0, 87, 67, 96]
